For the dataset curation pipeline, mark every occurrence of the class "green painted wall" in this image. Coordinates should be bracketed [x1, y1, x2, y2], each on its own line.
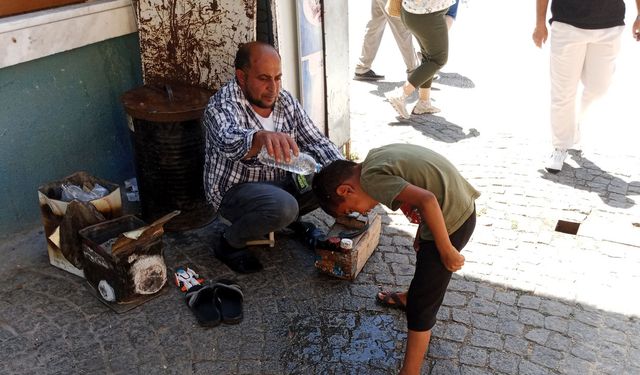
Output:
[0, 34, 143, 239]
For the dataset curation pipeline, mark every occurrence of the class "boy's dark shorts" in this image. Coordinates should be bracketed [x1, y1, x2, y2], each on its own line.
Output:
[406, 207, 476, 331]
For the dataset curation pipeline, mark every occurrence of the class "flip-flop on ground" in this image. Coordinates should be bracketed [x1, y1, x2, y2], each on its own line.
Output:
[212, 279, 244, 324]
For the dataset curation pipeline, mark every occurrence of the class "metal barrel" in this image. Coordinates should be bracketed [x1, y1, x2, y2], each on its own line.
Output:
[121, 83, 215, 231]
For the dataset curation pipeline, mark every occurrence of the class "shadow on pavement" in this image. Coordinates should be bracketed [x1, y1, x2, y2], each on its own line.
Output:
[538, 151, 639, 209]
[366, 80, 404, 99]
[389, 115, 480, 144]
[433, 71, 476, 89]
[363, 70, 475, 98]
[359, 79, 481, 144]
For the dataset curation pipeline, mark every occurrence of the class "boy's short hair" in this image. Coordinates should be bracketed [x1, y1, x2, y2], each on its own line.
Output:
[312, 159, 358, 217]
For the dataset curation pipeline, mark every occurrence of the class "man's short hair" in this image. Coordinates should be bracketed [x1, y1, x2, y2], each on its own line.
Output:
[312, 159, 358, 217]
[234, 41, 279, 71]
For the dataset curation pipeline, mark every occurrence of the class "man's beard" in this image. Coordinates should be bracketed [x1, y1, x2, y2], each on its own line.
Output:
[246, 93, 275, 110]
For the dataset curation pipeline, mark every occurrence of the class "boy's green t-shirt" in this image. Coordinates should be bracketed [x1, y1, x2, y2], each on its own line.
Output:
[360, 144, 480, 240]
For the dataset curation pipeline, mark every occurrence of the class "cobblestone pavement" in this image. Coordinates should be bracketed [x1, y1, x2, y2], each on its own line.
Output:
[2, 1, 640, 374]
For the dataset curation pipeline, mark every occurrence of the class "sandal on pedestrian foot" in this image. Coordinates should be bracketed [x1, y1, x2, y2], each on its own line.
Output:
[376, 291, 407, 311]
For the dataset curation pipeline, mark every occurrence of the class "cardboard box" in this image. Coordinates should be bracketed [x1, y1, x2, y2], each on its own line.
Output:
[78, 214, 168, 311]
[314, 212, 382, 280]
[38, 171, 122, 278]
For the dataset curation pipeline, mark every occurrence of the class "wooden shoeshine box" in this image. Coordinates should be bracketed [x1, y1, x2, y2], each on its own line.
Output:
[314, 212, 381, 281]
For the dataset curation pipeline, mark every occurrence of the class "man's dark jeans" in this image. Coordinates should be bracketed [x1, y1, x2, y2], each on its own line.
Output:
[217, 176, 318, 248]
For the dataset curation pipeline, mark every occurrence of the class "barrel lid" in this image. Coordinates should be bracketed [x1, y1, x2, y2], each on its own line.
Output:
[121, 83, 213, 122]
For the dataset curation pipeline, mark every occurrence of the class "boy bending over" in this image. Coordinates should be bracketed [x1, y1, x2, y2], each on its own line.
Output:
[312, 143, 479, 374]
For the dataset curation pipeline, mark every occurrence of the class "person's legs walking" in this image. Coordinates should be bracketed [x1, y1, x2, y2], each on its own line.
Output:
[404, 9, 448, 115]
[577, 26, 623, 144]
[385, 9, 449, 119]
[547, 22, 587, 172]
[432, 1, 457, 82]
[404, 9, 449, 90]
[380, 0, 419, 72]
[355, 0, 387, 79]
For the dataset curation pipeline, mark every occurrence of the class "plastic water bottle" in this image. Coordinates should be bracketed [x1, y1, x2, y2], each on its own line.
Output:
[257, 146, 320, 175]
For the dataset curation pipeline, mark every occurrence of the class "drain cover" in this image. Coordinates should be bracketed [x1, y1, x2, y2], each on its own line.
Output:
[555, 220, 580, 235]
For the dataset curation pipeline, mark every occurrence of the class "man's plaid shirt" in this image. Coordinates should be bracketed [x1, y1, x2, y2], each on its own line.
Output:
[202, 78, 343, 210]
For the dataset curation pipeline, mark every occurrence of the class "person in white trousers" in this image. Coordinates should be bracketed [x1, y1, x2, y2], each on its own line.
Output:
[353, 0, 419, 81]
[533, 0, 640, 173]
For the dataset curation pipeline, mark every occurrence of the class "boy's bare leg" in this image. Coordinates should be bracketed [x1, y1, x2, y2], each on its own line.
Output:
[400, 329, 432, 375]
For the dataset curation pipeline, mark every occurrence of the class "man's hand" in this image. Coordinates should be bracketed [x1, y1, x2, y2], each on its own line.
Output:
[440, 245, 465, 272]
[252, 130, 299, 162]
[532, 25, 548, 48]
[633, 16, 640, 41]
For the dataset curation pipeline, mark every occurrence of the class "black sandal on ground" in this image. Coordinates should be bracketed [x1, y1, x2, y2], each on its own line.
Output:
[184, 284, 222, 327]
[212, 279, 244, 324]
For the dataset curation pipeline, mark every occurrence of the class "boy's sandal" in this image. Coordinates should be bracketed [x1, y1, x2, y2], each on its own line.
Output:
[184, 284, 222, 327]
[215, 248, 263, 274]
[375, 291, 407, 311]
[212, 279, 244, 324]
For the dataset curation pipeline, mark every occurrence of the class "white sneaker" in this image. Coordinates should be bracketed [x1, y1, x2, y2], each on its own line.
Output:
[412, 100, 441, 115]
[545, 149, 568, 173]
[385, 87, 410, 119]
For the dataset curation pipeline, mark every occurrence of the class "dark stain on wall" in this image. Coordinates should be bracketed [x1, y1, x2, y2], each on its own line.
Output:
[134, 0, 257, 90]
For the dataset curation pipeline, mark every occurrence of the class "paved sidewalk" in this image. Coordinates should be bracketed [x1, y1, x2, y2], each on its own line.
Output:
[2, 1, 640, 374]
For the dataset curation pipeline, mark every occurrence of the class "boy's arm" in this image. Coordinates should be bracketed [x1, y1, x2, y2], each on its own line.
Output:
[396, 184, 465, 272]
